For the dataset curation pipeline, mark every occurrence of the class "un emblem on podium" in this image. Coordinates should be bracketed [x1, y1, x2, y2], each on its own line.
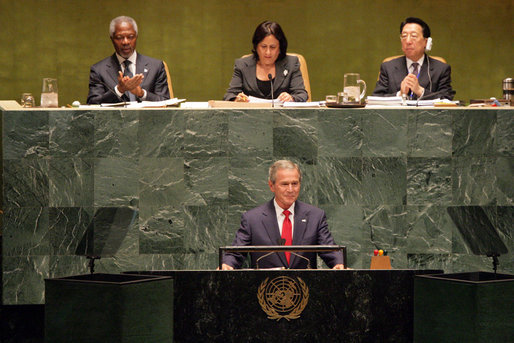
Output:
[257, 276, 309, 321]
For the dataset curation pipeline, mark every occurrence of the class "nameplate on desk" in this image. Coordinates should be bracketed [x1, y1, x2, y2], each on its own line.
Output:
[208, 100, 272, 108]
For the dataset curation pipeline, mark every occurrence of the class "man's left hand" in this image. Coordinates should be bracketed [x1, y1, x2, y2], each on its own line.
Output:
[400, 74, 424, 97]
[332, 264, 345, 270]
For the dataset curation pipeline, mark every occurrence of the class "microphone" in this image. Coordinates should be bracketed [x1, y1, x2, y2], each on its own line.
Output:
[268, 73, 274, 108]
[276, 239, 312, 269]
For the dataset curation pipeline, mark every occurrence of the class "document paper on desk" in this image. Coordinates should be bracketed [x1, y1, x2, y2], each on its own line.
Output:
[100, 98, 185, 108]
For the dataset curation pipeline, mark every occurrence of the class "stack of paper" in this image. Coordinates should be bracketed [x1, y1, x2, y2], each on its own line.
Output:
[366, 96, 403, 106]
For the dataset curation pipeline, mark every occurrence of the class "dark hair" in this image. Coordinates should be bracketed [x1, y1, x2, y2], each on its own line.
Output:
[400, 17, 431, 38]
[251, 21, 288, 61]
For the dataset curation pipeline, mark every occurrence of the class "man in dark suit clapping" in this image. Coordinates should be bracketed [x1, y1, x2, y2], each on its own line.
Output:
[87, 16, 169, 104]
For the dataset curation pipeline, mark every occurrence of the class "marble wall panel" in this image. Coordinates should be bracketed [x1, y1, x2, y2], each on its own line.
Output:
[497, 110, 513, 156]
[273, 109, 318, 164]
[407, 109, 452, 157]
[1, 108, 513, 305]
[139, 205, 184, 254]
[228, 109, 273, 159]
[452, 157, 497, 205]
[361, 109, 407, 157]
[94, 110, 139, 158]
[2, 256, 49, 304]
[94, 157, 139, 207]
[3, 207, 50, 256]
[49, 158, 94, 207]
[47, 207, 91, 255]
[407, 158, 452, 205]
[183, 110, 228, 158]
[452, 110, 496, 157]
[317, 157, 363, 205]
[3, 158, 49, 207]
[496, 157, 513, 205]
[361, 157, 407, 206]
[138, 110, 185, 157]
[3, 111, 49, 159]
[49, 111, 94, 158]
[318, 109, 362, 157]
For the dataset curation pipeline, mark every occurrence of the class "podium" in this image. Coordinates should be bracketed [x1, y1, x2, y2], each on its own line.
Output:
[128, 269, 441, 342]
[45, 273, 173, 342]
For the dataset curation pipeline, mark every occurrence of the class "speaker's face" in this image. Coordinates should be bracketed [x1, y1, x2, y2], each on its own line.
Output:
[268, 168, 301, 210]
[111, 21, 138, 59]
[400, 23, 427, 61]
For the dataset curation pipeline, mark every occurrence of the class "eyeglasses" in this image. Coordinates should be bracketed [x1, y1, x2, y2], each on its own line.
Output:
[400, 33, 421, 40]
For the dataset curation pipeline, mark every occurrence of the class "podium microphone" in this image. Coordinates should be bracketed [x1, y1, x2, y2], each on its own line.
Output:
[268, 73, 274, 108]
[277, 239, 312, 269]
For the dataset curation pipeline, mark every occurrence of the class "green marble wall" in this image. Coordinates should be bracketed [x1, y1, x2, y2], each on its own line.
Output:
[2, 107, 513, 304]
[0, 0, 512, 105]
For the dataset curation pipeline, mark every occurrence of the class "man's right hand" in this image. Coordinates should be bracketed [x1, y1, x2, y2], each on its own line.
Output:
[219, 263, 234, 270]
[117, 71, 144, 94]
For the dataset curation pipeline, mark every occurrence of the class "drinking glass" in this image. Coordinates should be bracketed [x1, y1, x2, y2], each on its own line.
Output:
[21, 93, 36, 107]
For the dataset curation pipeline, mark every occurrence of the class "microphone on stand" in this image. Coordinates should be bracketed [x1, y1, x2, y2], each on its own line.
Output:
[276, 239, 312, 269]
[268, 73, 274, 108]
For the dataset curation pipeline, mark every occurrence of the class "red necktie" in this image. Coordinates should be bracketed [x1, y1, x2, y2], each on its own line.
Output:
[282, 210, 292, 264]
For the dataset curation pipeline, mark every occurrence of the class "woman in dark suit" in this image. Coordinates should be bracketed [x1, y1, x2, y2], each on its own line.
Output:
[223, 21, 308, 102]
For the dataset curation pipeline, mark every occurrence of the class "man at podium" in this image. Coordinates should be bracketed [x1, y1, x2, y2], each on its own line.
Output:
[221, 160, 345, 270]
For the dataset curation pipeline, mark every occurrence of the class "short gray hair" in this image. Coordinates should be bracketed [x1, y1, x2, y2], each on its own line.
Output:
[109, 16, 138, 38]
[268, 160, 302, 184]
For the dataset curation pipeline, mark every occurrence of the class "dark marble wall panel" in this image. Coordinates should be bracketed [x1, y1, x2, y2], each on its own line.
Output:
[318, 109, 362, 157]
[407, 158, 452, 205]
[183, 110, 228, 158]
[273, 109, 318, 164]
[317, 157, 363, 205]
[497, 111, 513, 156]
[94, 157, 139, 207]
[3, 111, 49, 159]
[139, 205, 184, 254]
[4, 158, 49, 207]
[362, 109, 407, 157]
[138, 110, 185, 157]
[453, 110, 496, 157]
[452, 157, 497, 205]
[94, 110, 139, 158]
[49, 158, 94, 207]
[496, 157, 513, 205]
[3, 256, 48, 304]
[362, 157, 407, 206]
[3, 207, 50, 256]
[49, 111, 94, 157]
[408, 109, 452, 157]
[1, 107, 512, 304]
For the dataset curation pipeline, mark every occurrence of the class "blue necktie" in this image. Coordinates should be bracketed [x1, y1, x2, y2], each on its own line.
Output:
[123, 60, 136, 101]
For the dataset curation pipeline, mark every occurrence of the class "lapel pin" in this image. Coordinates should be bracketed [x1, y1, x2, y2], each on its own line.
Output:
[284, 69, 288, 76]
[301, 219, 306, 222]
[144, 68, 148, 73]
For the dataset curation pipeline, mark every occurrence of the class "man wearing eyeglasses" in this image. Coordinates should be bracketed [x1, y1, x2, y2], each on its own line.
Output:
[372, 17, 455, 100]
[87, 16, 170, 104]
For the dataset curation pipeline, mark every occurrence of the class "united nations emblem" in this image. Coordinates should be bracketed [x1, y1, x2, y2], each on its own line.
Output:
[257, 276, 309, 321]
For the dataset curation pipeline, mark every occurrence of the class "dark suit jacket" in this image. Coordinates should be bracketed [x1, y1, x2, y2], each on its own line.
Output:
[372, 54, 455, 100]
[87, 53, 170, 104]
[223, 55, 308, 102]
[222, 199, 345, 269]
